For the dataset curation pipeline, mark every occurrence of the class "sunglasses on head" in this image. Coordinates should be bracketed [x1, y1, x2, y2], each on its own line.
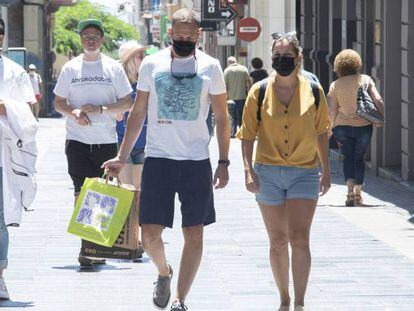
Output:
[271, 31, 298, 42]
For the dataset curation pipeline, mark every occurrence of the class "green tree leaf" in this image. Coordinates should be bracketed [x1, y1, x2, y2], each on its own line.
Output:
[53, 0, 139, 56]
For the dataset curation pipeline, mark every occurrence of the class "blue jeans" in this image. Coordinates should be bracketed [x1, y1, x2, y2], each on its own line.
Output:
[333, 125, 373, 185]
[228, 99, 245, 137]
[0, 168, 8, 269]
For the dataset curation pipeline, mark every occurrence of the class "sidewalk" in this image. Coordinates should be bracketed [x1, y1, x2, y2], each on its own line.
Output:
[1, 118, 414, 311]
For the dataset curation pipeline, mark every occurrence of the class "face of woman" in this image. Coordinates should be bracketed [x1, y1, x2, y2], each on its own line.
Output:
[271, 39, 300, 77]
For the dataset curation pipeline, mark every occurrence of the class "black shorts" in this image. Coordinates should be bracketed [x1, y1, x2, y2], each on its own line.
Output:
[65, 140, 118, 195]
[139, 157, 215, 228]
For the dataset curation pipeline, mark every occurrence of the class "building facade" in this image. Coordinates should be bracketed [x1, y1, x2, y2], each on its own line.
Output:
[298, 0, 414, 182]
[1, 0, 76, 116]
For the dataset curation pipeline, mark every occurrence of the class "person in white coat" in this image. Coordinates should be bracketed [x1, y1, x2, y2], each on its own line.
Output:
[0, 18, 37, 300]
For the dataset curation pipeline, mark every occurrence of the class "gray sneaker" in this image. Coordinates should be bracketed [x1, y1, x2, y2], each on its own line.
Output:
[170, 302, 188, 311]
[153, 264, 173, 309]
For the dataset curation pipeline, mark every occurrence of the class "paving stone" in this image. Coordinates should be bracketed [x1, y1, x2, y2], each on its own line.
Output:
[0, 119, 414, 310]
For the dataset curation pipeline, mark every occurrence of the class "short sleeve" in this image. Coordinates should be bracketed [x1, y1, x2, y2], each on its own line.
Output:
[315, 87, 330, 135]
[114, 64, 133, 99]
[53, 65, 71, 98]
[17, 72, 36, 104]
[236, 84, 260, 141]
[327, 82, 336, 99]
[209, 61, 226, 95]
[368, 76, 376, 88]
[38, 74, 43, 84]
[136, 58, 151, 92]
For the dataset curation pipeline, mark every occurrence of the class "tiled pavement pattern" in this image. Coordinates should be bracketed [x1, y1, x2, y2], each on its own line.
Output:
[1, 119, 414, 311]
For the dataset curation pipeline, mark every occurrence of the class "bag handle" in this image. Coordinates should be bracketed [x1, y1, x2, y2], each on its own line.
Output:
[100, 173, 122, 188]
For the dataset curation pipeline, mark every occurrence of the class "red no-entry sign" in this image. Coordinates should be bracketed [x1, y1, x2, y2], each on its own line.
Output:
[237, 17, 261, 42]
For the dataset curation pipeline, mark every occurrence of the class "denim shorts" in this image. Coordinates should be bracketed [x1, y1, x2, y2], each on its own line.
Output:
[139, 157, 215, 228]
[128, 147, 145, 165]
[253, 164, 320, 206]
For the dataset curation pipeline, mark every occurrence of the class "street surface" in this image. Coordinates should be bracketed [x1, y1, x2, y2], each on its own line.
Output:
[1, 118, 414, 310]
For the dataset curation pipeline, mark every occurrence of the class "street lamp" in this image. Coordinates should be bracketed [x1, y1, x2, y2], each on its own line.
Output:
[142, 10, 153, 45]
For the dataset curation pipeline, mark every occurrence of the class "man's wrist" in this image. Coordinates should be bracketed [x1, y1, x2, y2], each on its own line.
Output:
[218, 159, 230, 167]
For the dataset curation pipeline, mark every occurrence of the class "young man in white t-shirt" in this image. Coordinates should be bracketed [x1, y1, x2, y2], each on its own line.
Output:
[0, 17, 37, 300]
[104, 9, 230, 311]
[53, 19, 133, 269]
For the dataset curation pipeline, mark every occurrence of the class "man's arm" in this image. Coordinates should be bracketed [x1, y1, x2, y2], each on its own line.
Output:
[210, 92, 230, 188]
[0, 99, 6, 116]
[81, 94, 133, 116]
[210, 93, 230, 161]
[37, 74, 43, 95]
[54, 95, 90, 126]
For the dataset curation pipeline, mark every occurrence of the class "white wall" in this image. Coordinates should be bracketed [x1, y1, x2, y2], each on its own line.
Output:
[249, 0, 296, 73]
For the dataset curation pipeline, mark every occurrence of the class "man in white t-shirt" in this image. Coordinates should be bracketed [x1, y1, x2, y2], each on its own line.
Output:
[104, 9, 230, 311]
[53, 19, 133, 269]
[0, 17, 37, 301]
[28, 64, 43, 120]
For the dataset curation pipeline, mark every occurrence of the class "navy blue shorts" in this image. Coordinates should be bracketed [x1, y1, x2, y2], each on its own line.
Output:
[139, 157, 215, 228]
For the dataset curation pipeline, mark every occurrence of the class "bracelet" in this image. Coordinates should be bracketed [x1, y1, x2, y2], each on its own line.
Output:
[99, 105, 103, 114]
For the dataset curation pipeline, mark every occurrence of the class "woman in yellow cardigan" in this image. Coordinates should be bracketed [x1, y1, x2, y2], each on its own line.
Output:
[237, 32, 331, 311]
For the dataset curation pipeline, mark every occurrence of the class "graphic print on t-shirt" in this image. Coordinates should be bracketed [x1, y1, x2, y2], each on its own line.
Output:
[155, 72, 202, 121]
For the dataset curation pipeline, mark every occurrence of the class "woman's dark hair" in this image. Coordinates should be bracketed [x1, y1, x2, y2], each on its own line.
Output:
[0, 18, 5, 36]
[251, 57, 263, 69]
[271, 31, 302, 56]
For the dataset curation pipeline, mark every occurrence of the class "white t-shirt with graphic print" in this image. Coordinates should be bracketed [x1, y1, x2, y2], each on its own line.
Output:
[137, 48, 226, 161]
[54, 54, 132, 144]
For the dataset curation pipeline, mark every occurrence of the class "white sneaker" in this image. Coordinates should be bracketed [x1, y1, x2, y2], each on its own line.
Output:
[0, 277, 10, 300]
[294, 306, 305, 311]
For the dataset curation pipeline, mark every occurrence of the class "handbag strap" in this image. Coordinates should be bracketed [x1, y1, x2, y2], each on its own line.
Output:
[361, 75, 371, 91]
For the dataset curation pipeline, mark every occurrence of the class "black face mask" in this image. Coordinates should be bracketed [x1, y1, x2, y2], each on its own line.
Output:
[272, 56, 296, 77]
[172, 39, 196, 57]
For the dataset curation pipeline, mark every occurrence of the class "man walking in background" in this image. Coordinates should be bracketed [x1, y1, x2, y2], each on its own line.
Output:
[53, 18, 132, 269]
[28, 64, 43, 120]
[224, 56, 251, 137]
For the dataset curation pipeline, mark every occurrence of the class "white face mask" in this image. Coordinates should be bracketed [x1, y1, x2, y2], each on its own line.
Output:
[83, 48, 100, 59]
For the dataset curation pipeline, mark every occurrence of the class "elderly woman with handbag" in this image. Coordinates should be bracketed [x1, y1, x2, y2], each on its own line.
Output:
[327, 49, 384, 206]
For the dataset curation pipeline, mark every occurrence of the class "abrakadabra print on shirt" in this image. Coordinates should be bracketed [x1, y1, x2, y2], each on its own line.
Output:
[155, 72, 203, 121]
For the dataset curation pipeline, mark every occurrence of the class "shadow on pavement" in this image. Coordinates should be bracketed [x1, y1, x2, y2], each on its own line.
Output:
[51, 264, 132, 272]
[320, 203, 385, 208]
[0, 300, 34, 308]
[329, 152, 414, 216]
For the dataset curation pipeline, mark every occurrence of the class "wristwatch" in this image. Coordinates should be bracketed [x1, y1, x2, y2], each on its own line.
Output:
[218, 159, 230, 167]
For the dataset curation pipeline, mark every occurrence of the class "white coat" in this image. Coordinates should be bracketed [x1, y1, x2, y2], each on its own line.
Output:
[0, 99, 38, 226]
